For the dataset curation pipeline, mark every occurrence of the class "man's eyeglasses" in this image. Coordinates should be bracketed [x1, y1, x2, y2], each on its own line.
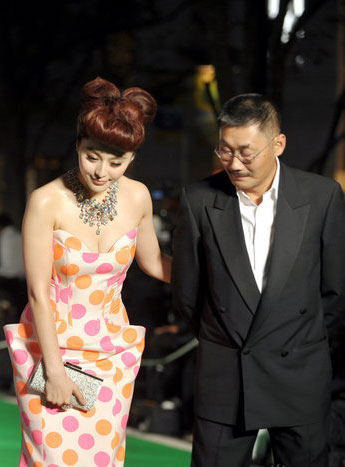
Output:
[214, 136, 276, 165]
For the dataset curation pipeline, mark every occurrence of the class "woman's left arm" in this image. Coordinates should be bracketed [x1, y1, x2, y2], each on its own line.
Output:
[135, 186, 171, 283]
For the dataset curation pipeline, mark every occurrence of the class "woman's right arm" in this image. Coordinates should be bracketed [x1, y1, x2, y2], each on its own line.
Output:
[23, 188, 85, 407]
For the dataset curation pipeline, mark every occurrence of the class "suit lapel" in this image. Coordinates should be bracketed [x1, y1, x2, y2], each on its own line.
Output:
[246, 163, 310, 344]
[206, 177, 261, 315]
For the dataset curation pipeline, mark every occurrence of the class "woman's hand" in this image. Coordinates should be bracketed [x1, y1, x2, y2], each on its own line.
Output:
[45, 373, 86, 407]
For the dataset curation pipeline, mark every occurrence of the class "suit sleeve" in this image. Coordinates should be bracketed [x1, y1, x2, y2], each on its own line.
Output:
[171, 187, 204, 337]
[321, 182, 345, 332]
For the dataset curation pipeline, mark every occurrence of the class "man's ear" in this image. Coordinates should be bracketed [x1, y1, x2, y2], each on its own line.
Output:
[274, 133, 286, 157]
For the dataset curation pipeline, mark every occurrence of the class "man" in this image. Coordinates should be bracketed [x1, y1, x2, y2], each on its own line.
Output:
[172, 94, 345, 467]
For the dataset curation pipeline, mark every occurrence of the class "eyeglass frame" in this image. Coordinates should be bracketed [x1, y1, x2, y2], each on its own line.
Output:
[214, 135, 277, 165]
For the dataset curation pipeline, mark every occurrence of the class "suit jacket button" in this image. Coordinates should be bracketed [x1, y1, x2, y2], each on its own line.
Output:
[299, 308, 307, 314]
[242, 348, 251, 355]
[281, 351, 289, 357]
[219, 306, 226, 313]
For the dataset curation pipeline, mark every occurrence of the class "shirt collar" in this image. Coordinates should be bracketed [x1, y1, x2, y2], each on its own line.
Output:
[237, 158, 280, 205]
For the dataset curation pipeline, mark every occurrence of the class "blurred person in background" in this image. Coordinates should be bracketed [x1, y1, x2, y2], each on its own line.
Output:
[172, 94, 345, 467]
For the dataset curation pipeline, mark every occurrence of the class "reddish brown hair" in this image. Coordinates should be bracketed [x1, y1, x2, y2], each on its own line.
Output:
[77, 77, 157, 152]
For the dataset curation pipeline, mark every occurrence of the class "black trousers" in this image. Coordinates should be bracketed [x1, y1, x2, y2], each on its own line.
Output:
[191, 416, 329, 467]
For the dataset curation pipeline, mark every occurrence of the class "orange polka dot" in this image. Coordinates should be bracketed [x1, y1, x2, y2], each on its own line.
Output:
[61, 264, 79, 276]
[56, 319, 67, 334]
[116, 246, 130, 264]
[96, 358, 113, 371]
[106, 322, 121, 333]
[89, 290, 105, 306]
[130, 244, 136, 259]
[111, 432, 120, 449]
[46, 432, 62, 448]
[28, 397, 42, 414]
[104, 289, 114, 304]
[75, 275, 92, 289]
[54, 243, 64, 260]
[17, 380, 27, 396]
[18, 323, 33, 338]
[28, 341, 41, 355]
[136, 338, 145, 353]
[49, 299, 57, 314]
[25, 441, 34, 456]
[96, 419, 112, 435]
[33, 462, 42, 467]
[82, 350, 100, 361]
[42, 418, 45, 429]
[65, 237, 82, 251]
[116, 445, 125, 461]
[110, 298, 121, 314]
[68, 312, 73, 327]
[81, 406, 96, 418]
[113, 367, 123, 383]
[67, 336, 84, 350]
[62, 449, 78, 465]
[122, 328, 138, 344]
[122, 383, 133, 399]
[123, 308, 129, 323]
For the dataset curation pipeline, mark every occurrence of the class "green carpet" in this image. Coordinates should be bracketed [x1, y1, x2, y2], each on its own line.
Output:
[0, 398, 191, 467]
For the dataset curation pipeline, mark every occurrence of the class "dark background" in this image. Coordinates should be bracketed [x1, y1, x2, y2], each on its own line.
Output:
[0, 0, 344, 226]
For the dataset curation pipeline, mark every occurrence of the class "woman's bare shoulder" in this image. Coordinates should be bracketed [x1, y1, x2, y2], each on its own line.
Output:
[27, 176, 68, 210]
[121, 176, 151, 203]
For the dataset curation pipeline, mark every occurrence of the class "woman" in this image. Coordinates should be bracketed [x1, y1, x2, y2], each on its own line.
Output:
[4, 77, 171, 467]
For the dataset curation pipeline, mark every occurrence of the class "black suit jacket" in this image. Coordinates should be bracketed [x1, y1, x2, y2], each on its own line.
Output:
[172, 162, 345, 430]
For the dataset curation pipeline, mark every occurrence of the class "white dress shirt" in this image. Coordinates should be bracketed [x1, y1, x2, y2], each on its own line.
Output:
[237, 159, 280, 292]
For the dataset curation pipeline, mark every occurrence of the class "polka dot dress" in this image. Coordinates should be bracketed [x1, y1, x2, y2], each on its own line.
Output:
[4, 228, 145, 467]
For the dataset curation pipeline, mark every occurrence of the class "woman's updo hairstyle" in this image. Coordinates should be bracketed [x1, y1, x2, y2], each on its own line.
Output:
[77, 77, 157, 152]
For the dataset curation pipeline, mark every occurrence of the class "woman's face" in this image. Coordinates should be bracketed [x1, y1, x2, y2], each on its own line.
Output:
[77, 138, 134, 195]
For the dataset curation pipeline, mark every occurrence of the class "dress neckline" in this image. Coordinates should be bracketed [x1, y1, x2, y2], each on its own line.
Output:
[53, 228, 138, 255]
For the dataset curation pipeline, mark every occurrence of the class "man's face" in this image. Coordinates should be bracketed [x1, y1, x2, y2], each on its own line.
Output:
[218, 124, 286, 197]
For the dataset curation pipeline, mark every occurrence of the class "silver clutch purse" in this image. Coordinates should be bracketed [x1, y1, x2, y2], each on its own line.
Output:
[28, 360, 103, 411]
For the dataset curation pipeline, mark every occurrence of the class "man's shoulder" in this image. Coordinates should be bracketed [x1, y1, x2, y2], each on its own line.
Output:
[282, 163, 340, 196]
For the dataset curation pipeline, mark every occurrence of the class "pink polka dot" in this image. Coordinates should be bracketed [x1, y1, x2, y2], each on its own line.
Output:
[100, 336, 115, 351]
[94, 451, 110, 467]
[47, 465, 59, 467]
[71, 304, 86, 319]
[27, 366, 34, 378]
[45, 406, 62, 415]
[62, 415, 79, 432]
[84, 320, 101, 336]
[19, 453, 27, 467]
[115, 346, 125, 354]
[121, 414, 129, 430]
[22, 411, 30, 427]
[96, 263, 113, 274]
[78, 433, 95, 450]
[60, 285, 72, 304]
[24, 306, 32, 322]
[107, 276, 117, 287]
[98, 386, 113, 402]
[133, 365, 140, 377]
[121, 352, 136, 367]
[5, 330, 13, 345]
[33, 429, 42, 445]
[60, 348, 66, 356]
[112, 399, 122, 415]
[13, 349, 28, 365]
[84, 369, 97, 377]
[82, 253, 99, 263]
[43, 450, 47, 460]
[127, 229, 138, 239]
